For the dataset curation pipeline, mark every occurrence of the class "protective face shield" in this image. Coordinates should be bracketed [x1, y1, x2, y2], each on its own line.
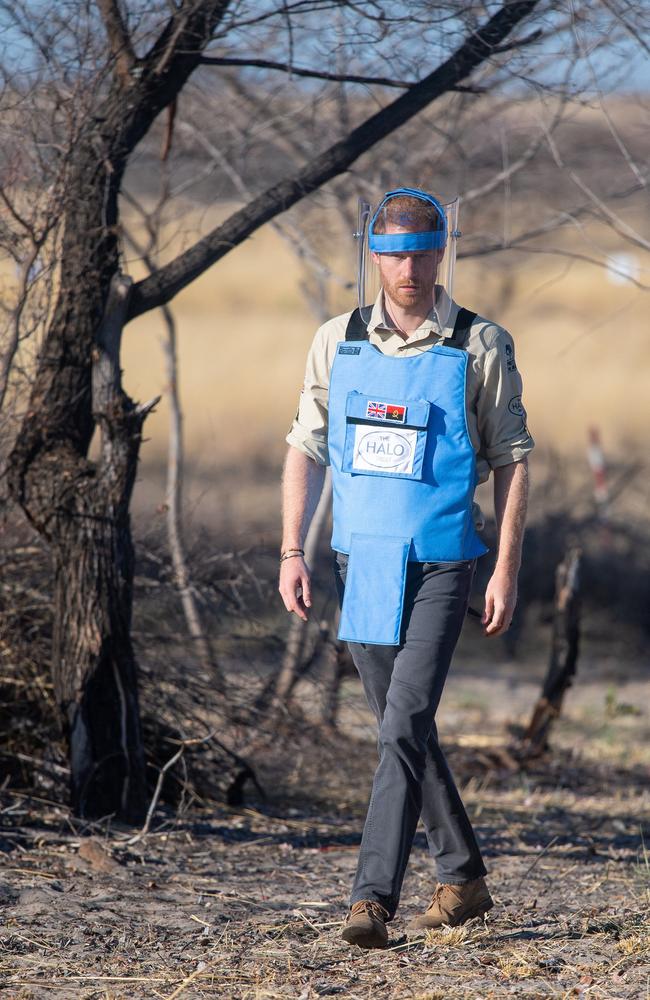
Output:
[355, 187, 459, 330]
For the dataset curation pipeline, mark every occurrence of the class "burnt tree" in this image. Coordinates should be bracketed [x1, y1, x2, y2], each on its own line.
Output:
[7, 1, 235, 818]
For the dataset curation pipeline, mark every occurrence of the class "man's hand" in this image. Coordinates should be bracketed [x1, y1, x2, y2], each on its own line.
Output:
[279, 555, 312, 622]
[482, 568, 517, 637]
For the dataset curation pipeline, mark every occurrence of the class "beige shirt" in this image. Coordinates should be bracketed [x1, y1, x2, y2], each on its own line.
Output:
[286, 295, 534, 524]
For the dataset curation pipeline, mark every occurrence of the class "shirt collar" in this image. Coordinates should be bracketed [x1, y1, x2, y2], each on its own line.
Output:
[367, 287, 459, 341]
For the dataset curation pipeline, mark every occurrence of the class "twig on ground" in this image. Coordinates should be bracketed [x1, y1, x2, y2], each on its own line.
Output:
[515, 836, 560, 889]
[163, 962, 208, 999]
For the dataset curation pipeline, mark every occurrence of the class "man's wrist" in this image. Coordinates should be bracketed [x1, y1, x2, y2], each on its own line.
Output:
[493, 553, 520, 577]
[280, 548, 305, 563]
[281, 541, 304, 553]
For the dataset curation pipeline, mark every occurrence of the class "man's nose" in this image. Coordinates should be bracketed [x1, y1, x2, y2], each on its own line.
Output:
[401, 255, 417, 277]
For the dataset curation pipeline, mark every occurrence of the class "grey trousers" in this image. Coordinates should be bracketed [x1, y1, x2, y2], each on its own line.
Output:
[334, 553, 487, 920]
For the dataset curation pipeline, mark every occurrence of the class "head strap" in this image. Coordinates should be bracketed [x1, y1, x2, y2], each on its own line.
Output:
[368, 187, 447, 253]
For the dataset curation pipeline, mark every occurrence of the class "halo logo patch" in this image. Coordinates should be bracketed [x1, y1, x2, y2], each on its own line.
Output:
[508, 395, 526, 417]
[352, 427, 417, 475]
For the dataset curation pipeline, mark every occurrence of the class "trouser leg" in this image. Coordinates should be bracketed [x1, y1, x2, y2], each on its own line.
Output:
[334, 555, 486, 919]
[420, 719, 486, 884]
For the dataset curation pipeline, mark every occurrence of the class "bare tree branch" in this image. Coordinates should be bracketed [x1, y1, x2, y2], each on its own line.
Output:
[121, 187, 227, 692]
[460, 180, 649, 261]
[464, 127, 548, 204]
[198, 54, 415, 88]
[0, 242, 42, 414]
[598, 0, 650, 57]
[141, 0, 230, 79]
[197, 54, 483, 92]
[489, 28, 544, 54]
[178, 119, 352, 295]
[0, 186, 38, 244]
[161, 98, 177, 161]
[500, 245, 649, 290]
[97, 0, 136, 84]
[541, 123, 650, 252]
[128, 0, 541, 318]
[111, 1, 234, 159]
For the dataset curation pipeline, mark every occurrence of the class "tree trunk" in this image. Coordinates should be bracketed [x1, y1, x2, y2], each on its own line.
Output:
[52, 487, 145, 819]
[61, 273, 156, 819]
[519, 546, 582, 757]
[8, 262, 153, 820]
[5, 5, 249, 819]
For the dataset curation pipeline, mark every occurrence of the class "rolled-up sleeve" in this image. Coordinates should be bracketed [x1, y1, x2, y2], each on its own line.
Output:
[285, 322, 332, 465]
[476, 326, 535, 469]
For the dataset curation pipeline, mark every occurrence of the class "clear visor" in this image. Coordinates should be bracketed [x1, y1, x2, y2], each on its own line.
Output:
[355, 192, 459, 331]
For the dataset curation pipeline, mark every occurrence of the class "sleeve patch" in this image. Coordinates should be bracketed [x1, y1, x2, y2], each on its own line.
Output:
[508, 395, 526, 417]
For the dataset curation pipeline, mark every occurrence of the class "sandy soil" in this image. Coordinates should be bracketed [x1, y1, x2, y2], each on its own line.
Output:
[1, 639, 648, 1000]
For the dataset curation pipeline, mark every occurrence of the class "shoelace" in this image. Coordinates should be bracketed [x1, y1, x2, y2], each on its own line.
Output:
[426, 885, 445, 911]
[427, 885, 443, 910]
[426, 883, 464, 911]
[349, 900, 388, 921]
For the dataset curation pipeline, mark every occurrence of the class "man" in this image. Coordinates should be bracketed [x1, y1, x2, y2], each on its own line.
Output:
[279, 188, 533, 949]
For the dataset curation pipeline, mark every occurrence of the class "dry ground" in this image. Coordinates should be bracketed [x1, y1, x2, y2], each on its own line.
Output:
[1, 638, 648, 1000]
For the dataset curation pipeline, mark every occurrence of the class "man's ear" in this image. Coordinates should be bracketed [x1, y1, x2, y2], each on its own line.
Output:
[370, 251, 380, 265]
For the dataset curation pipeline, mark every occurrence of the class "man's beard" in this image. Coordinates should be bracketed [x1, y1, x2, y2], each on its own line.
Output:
[382, 275, 434, 312]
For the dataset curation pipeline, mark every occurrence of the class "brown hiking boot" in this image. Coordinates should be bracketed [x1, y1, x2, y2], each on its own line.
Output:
[341, 900, 389, 949]
[408, 877, 493, 933]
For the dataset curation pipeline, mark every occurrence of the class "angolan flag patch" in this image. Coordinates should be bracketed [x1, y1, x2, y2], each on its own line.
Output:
[365, 400, 406, 423]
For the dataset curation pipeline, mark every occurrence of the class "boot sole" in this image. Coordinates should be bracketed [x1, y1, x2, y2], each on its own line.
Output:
[341, 927, 388, 949]
[408, 897, 494, 935]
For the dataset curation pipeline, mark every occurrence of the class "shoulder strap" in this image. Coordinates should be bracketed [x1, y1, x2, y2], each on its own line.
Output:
[345, 305, 475, 346]
[446, 307, 476, 350]
[345, 308, 369, 341]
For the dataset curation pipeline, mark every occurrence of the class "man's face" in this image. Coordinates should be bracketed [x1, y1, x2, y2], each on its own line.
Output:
[372, 225, 442, 312]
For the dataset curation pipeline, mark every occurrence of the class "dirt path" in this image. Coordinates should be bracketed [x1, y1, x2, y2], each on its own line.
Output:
[1, 670, 648, 999]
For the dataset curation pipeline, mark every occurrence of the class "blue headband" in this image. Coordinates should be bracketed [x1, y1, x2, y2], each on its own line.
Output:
[368, 187, 447, 253]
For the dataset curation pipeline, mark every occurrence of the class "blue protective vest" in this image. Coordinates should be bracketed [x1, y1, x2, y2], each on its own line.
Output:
[328, 309, 488, 645]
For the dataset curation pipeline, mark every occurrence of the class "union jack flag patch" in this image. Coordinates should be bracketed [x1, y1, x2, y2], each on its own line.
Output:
[366, 401, 387, 420]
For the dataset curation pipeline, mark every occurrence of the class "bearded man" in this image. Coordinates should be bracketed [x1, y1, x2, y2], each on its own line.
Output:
[279, 187, 533, 948]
